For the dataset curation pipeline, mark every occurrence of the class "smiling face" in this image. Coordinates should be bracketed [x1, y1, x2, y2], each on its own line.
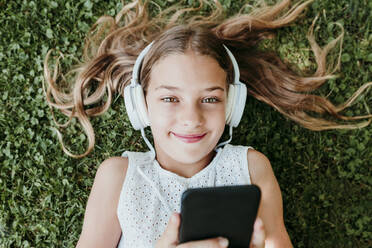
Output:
[145, 50, 228, 177]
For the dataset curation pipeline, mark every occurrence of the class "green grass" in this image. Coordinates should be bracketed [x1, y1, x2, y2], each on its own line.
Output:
[0, 0, 371, 247]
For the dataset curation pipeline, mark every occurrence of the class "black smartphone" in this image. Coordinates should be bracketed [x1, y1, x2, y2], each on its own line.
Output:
[179, 184, 261, 248]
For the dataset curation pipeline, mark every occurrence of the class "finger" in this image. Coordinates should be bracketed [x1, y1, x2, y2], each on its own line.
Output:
[177, 237, 229, 248]
[251, 217, 265, 248]
[157, 212, 181, 246]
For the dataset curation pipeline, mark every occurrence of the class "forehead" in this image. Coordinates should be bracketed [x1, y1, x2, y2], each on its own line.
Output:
[147, 51, 227, 92]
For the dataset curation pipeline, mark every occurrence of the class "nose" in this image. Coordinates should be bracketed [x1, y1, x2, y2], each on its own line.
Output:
[178, 102, 204, 128]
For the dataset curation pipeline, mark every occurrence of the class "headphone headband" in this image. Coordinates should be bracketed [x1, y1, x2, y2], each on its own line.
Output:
[222, 45, 240, 83]
[131, 42, 241, 86]
[131, 42, 154, 85]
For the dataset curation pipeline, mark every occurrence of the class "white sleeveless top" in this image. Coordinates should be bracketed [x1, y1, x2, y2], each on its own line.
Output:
[116, 144, 254, 247]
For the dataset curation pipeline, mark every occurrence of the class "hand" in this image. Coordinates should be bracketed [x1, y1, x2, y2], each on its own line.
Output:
[155, 212, 229, 248]
[250, 217, 266, 248]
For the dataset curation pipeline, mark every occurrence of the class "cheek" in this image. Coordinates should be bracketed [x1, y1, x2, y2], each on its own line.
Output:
[147, 102, 174, 128]
[215, 112, 227, 129]
[204, 107, 226, 130]
[208, 104, 226, 119]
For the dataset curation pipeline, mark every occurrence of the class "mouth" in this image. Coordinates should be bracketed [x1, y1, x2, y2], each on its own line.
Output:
[171, 132, 207, 143]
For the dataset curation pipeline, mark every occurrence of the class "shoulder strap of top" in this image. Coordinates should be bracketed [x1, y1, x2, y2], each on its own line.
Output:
[120, 150, 149, 186]
[245, 146, 255, 184]
[223, 144, 255, 184]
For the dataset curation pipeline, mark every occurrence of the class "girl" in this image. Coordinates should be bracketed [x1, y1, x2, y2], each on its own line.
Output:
[43, 0, 372, 247]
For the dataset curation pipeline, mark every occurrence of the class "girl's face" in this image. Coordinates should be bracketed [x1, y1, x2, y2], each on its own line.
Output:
[145, 51, 227, 175]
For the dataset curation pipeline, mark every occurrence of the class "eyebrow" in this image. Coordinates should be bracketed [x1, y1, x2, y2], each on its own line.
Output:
[155, 85, 225, 92]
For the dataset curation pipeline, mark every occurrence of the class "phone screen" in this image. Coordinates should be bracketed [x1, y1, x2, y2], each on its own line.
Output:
[179, 184, 261, 247]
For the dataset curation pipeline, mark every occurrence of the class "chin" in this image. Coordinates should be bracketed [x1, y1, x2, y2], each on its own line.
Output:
[172, 146, 215, 164]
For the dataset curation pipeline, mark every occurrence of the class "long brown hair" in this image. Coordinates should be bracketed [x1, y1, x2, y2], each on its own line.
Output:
[43, 0, 372, 158]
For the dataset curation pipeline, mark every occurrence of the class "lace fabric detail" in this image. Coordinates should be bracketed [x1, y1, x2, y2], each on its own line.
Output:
[116, 144, 254, 247]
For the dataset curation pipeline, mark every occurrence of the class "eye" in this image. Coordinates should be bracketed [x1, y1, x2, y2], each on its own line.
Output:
[161, 97, 178, 103]
[202, 97, 220, 103]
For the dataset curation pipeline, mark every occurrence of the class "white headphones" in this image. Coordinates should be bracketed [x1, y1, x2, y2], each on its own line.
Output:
[124, 42, 247, 130]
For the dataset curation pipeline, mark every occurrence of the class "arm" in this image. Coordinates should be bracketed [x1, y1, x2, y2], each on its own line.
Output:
[76, 157, 128, 248]
[247, 149, 293, 248]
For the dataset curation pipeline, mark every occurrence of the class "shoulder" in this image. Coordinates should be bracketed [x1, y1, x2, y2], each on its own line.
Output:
[93, 156, 130, 192]
[91, 156, 129, 211]
[97, 156, 129, 179]
[92, 156, 129, 205]
[76, 156, 129, 247]
[246, 149, 293, 246]
[246, 149, 281, 211]
[246, 148, 275, 185]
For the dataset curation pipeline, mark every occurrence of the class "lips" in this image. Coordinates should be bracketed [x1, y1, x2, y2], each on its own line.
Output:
[171, 132, 206, 143]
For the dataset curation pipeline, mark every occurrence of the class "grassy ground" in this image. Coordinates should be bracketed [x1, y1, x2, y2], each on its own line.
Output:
[0, 0, 371, 247]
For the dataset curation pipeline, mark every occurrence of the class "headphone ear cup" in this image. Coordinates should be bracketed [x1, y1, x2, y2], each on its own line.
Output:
[134, 85, 150, 127]
[226, 82, 247, 127]
[225, 84, 235, 124]
[124, 84, 150, 130]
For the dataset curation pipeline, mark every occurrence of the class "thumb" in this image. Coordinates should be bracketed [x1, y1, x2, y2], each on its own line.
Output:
[156, 212, 181, 247]
[165, 212, 181, 242]
[251, 217, 265, 248]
